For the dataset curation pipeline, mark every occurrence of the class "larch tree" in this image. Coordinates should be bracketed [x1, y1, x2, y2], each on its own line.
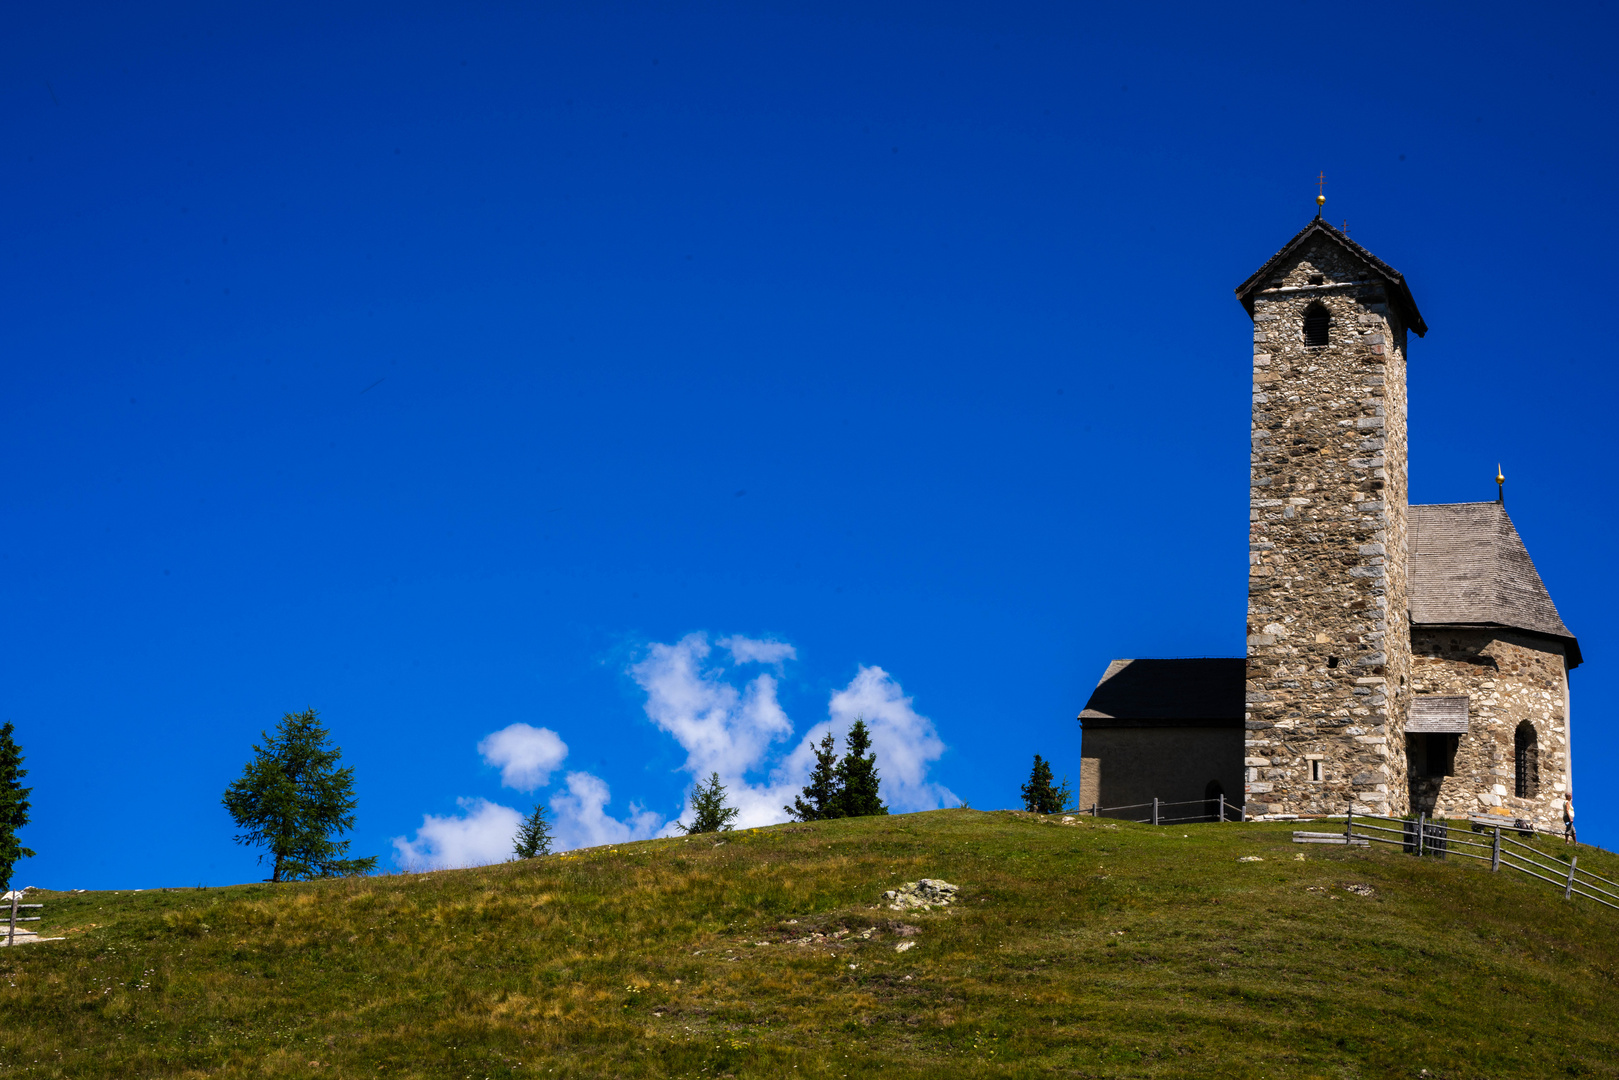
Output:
[679, 772, 741, 834]
[221, 709, 377, 882]
[513, 801, 554, 859]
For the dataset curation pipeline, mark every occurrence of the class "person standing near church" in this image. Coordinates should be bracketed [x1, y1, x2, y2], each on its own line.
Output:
[1563, 793, 1576, 844]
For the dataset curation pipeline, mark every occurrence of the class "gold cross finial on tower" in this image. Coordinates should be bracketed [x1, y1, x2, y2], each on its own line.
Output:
[1316, 171, 1326, 216]
[1496, 464, 1505, 505]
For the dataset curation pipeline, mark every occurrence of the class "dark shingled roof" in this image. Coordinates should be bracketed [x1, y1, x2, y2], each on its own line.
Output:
[1410, 501, 1581, 668]
[1078, 658, 1245, 728]
[1234, 217, 1427, 337]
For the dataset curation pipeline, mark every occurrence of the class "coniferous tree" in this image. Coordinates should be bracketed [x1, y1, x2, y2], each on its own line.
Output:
[0, 723, 35, 894]
[222, 709, 377, 882]
[786, 732, 844, 822]
[1021, 754, 1065, 814]
[680, 772, 741, 834]
[835, 719, 888, 818]
[1053, 773, 1076, 813]
[513, 802, 554, 859]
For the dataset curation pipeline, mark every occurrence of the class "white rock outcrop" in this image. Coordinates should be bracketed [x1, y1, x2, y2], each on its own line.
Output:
[880, 879, 958, 911]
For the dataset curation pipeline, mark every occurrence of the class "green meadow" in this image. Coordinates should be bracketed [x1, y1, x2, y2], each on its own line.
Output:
[4, 809, 1617, 1078]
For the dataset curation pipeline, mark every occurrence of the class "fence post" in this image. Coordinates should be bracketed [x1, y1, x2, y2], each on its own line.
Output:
[1566, 856, 1578, 900]
[1238, 803, 1245, 822]
[1417, 812, 1426, 857]
[1345, 801, 1353, 841]
[1091, 803, 1098, 818]
[1491, 827, 1501, 872]
[1218, 793, 1226, 823]
[6, 893, 15, 947]
[1152, 797, 1159, 826]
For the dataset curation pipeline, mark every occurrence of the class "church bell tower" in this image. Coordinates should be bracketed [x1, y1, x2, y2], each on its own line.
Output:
[1235, 211, 1427, 818]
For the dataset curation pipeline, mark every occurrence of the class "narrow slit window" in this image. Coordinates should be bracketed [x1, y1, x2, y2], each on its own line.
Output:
[1303, 303, 1331, 347]
[1514, 722, 1539, 798]
[1310, 759, 1324, 782]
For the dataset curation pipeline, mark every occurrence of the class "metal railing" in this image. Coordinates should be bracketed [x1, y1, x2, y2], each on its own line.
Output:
[1300, 810, 1619, 912]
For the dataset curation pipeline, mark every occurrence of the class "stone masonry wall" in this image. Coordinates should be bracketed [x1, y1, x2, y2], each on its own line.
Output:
[1246, 237, 1411, 817]
[1410, 628, 1569, 829]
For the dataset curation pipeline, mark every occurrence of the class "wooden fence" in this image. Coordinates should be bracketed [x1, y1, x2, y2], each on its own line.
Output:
[1081, 794, 1242, 825]
[1076, 797, 1612, 914]
[1295, 810, 1619, 913]
[3, 892, 45, 946]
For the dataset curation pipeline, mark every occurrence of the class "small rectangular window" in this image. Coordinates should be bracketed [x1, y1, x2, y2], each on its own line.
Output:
[1310, 759, 1324, 782]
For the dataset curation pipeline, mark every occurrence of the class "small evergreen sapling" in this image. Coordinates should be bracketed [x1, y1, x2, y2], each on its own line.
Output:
[0, 723, 35, 894]
[513, 802, 554, 859]
[1021, 754, 1068, 814]
[679, 772, 741, 834]
[835, 719, 888, 818]
[221, 709, 378, 882]
[786, 732, 843, 822]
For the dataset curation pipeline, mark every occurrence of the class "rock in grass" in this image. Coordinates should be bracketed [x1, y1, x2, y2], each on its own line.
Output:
[881, 879, 959, 911]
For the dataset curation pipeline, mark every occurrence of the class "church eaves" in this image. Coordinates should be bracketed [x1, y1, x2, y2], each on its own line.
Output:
[1234, 218, 1428, 337]
[1409, 501, 1581, 667]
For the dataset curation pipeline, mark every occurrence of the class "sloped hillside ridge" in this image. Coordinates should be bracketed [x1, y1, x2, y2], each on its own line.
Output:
[4, 809, 1618, 1078]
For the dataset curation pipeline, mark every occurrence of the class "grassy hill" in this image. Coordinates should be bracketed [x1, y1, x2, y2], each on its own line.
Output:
[6, 809, 1619, 1078]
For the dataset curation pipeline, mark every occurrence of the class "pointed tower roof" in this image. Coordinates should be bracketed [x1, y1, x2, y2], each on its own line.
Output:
[1235, 218, 1427, 337]
[1410, 502, 1581, 668]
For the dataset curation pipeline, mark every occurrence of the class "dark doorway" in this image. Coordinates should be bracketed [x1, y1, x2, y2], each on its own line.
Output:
[1423, 733, 1457, 777]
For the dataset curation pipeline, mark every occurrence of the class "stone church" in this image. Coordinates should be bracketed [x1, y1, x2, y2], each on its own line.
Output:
[1077, 215, 1579, 828]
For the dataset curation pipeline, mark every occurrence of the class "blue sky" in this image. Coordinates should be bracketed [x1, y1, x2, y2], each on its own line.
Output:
[3, 1, 1615, 886]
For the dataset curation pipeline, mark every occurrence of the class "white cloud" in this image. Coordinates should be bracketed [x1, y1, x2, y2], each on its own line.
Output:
[392, 798, 524, 871]
[548, 772, 663, 850]
[477, 723, 569, 791]
[402, 635, 953, 865]
[829, 665, 959, 812]
[631, 633, 795, 780]
[718, 635, 797, 666]
[631, 635, 956, 832]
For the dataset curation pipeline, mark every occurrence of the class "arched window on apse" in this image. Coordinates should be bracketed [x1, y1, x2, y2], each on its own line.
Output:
[1514, 722, 1539, 798]
[1303, 302, 1331, 348]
